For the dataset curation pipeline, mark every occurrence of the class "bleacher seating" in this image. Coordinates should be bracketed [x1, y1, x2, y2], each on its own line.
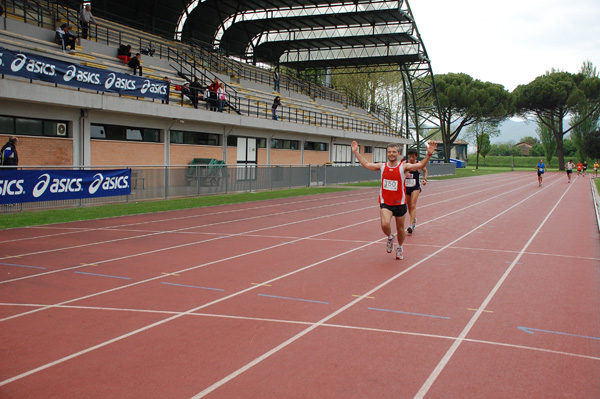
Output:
[0, 0, 394, 134]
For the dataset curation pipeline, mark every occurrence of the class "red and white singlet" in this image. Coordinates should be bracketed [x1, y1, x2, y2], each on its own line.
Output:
[379, 162, 406, 206]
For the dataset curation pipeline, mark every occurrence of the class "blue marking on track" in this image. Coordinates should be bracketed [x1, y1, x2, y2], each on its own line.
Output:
[518, 326, 600, 340]
[369, 307, 450, 319]
[0, 263, 46, 269]
[161, 282, 224, 291]
[258, 294, 329, 304]
[74, 271, 131, 280]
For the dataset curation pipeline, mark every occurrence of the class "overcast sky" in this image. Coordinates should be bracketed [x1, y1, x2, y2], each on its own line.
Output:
[409, 0, 600, 92]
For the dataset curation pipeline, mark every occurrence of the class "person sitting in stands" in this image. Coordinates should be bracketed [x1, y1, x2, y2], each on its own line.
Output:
[141, 44, 155, 57]
[128, 53, 142, 76]
[55, 23, 77, 52]
[182, 82, 199, 108]
[272, 96, 281, 120]
[117, 44, 132, 64]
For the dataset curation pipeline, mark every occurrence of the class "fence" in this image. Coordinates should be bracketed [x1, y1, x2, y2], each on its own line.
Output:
[1, 163, 455, 212]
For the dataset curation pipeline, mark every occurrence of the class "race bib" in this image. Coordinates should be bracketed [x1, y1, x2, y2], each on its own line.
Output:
[538, 168, 544, 172]
[405, 178, 416, 188]
[383, 179, 398, 191]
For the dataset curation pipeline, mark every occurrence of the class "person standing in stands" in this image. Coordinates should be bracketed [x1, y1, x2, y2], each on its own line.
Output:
[208, 78, 220, 111]
[190, 77, 203, 109]
[79, 3, 98, 40]
[217, 82, 227, 112]
[1, 137, 19, 169]
[272, 96, 281, 120]
[128, 53, 142, 76]
[273, 67, 280, 92]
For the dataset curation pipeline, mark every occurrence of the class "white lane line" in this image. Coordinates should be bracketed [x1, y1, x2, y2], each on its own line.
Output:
[0, 196, 371, 284]
[413, 174, 574, 399]
[190, 176, 564, 398]
[0, 173, 541, 388]
[0, 191, 368, 245]
[0, 232, 382, 388]
[0, 173, 532, 285]
[0, 208, 376, 322]
[4, 302, 598, 362]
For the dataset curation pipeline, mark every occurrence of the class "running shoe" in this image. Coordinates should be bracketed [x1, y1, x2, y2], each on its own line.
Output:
[386, 235, 394, 253]
[407, 225, 413, 235]
[395, 245, 404, 260]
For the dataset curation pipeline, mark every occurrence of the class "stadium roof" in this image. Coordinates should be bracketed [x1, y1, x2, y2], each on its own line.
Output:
[85, 0, 428, 70]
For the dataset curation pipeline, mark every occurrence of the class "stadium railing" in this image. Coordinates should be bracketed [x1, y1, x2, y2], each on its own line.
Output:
[1, 163, 456, 212]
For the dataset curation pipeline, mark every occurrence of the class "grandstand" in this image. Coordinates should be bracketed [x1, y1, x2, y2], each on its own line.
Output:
[0, 0, 453, 209]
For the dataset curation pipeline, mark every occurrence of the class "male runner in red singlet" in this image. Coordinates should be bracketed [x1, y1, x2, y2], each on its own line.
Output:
[351, 140, 437, 260]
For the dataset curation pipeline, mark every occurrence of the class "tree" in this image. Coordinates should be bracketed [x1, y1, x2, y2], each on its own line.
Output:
[520, 136, 539, 145]
[513, 71, 600, 170]
[479, 133, 491, 165]
[583, 129, 600, 160]
[463, 121, 499, 169]
[489, 142, 519, 156]
[434, 73, 512, 162]
[536, 119, 557, 167]
[571, 61, 600, 162]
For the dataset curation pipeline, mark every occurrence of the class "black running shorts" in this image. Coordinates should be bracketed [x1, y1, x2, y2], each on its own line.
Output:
[380, 203, 407, 217]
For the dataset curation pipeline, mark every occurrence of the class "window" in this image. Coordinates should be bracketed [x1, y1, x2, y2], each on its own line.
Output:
[0, 116, 15, 134]
[270, 139, 299, 150]
[171, 130, 221, 146]
[304, 141, 329, 151]
[91, 123, 160, 142]
[364, 146, 373, 154]
[0, 115, 67, 137]
[227, 135, 266, 148]
[374, 147, 387, 163]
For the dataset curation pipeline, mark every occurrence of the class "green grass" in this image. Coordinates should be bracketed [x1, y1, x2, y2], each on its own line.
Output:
[0, 187, 350, 230]
[6, 167, 586, 230]
[345, 166, 524, 187]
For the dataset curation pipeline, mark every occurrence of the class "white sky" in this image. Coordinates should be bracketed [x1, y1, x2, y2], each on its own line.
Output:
[408, 0, 600, 91]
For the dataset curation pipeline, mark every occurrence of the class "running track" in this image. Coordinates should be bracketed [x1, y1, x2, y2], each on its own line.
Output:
[0, 171, 598, 399]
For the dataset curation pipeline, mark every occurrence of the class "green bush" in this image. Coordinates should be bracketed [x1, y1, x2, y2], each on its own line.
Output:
[467, 155, 548, 168]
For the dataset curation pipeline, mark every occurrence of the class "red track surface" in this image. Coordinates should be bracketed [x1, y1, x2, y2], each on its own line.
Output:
[1, 172, 599, 398]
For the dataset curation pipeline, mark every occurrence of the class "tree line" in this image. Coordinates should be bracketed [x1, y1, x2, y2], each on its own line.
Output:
[329, 62, 600, 170]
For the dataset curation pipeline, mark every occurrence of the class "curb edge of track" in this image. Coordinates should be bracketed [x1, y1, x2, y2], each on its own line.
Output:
[590, 178, 600, 235]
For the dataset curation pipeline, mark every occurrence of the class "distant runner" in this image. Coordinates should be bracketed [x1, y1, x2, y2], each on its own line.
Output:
[536, 159, 545, 187]
[583, 161, 588, 176]
[351, 140, 436, 260]
[576, 161, 583, 176]
[566, 160, 575, 183]
[594, 161, 599, 178]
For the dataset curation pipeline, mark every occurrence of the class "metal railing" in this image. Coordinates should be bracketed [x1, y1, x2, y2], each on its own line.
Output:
[1, 163, 455, 212]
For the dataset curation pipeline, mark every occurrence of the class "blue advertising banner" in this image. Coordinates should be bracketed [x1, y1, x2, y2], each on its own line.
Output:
[0, 169, 131, 204]
[0, 46, 169, 101]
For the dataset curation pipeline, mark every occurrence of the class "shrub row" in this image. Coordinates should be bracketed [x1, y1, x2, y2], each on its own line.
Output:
[466, 155, 548, 168]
